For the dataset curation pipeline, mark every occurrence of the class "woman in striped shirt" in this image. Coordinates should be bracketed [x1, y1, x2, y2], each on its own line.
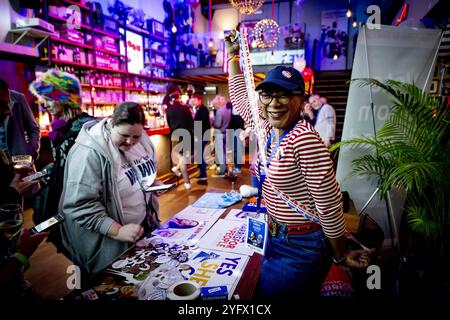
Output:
[224, 31, 371, 300]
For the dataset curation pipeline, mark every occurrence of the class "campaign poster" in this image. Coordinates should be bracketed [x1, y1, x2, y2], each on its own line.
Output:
[197, 219, 253, 256]
[181, 249, 249, 299]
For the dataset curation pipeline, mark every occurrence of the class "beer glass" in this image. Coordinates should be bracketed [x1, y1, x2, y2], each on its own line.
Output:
[11, 155, 33, 176]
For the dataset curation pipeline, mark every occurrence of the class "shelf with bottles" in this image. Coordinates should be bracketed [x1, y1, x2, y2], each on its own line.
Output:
[144, 47, 167, 55]
[143, 34, 168, 78]
[50, 35, 93, 50]
[46, 13, 92, 31]
[59, 0, 90, 11]
[143, 100, 169, 131]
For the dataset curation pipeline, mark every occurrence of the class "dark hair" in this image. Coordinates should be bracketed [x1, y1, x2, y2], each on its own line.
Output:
[0, 79, 9, 91]
[192, 94, 203, 103]
[111, 102, 145, 127]
[167, 83, 181, 95]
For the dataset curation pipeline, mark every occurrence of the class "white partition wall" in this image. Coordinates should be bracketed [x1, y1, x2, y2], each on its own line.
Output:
[336, 25, 442, 246]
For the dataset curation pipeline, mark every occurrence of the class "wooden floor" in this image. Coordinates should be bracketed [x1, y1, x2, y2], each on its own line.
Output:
[23, 165, 359, 300]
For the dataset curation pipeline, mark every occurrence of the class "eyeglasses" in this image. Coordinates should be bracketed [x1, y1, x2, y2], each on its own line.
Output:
[258, 92, 293, 106]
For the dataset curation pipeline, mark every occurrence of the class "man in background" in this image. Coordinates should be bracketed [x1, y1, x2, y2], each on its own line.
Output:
[191, 94, 210, 183]
[309, 94, 336, 148]
[166, 85, 194, 190]
[0, 79, 40, 161]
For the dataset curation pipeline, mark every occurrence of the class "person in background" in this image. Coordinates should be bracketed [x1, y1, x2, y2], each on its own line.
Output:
[29, 69, 95, 256]
[191, 94, 210, 183]
[308, 94, 336, 148]
[227, 101, 245, 174]
[225, 30, 371, 300]
[211, 94, 231, 177]
[302, 101, 317, 126]
[0, 79, 40, 162]
[0, 149, 36, 206]
[60, 102, 161, 275]
[166, 85, 194, 190]
[0, 148, 46, 300]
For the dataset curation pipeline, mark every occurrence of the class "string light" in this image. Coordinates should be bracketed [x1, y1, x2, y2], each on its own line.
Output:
[346, 8, 352, 18]
[333, 54, 338, 60]
[352, 17, 358, 28]
[346, 0, 352, 18]
[251, 39, 257, 48]
[171, 23, 177, 33]
[253, 19, 280, 49]
[229, 0, 265, 15]
[208, 38, 214, 48]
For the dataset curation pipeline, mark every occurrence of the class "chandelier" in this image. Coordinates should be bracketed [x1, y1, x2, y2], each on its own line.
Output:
[253, 18, 280, 49]
[229, 0, 265, 15]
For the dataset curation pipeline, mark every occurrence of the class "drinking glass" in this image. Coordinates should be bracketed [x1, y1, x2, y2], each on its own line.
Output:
[0, 204, 24, 254]
[11, 155, 33, 176]
[227, 169, 238, 194]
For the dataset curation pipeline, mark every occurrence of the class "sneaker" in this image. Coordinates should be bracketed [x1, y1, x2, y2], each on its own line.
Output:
[195, 175, 208, 181]
[171, 167, 181, 177]
[184, 182, 192, 190]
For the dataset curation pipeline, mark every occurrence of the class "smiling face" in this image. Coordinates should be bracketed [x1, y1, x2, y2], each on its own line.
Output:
[110, 123, 143, 152]
[259, 88, 304, 130]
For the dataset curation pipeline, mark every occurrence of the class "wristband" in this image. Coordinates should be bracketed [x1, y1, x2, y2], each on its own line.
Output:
[332, 255, 347, 266]
[14, 252, 30, 271]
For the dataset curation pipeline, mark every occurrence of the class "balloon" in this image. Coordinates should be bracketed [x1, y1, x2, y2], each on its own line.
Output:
[293, 56, 306, 72]
[185, 0, 200, 9]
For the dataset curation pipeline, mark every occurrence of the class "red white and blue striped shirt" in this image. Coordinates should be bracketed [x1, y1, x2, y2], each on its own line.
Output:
[229, 74, 346, 238]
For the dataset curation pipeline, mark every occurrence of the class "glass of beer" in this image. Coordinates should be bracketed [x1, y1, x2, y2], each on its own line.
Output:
[11, 155, 33, 176]
[0, 204, 24, 253]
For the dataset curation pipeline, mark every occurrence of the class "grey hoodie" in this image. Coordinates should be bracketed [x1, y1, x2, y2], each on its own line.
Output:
[59, 118, 159, 275]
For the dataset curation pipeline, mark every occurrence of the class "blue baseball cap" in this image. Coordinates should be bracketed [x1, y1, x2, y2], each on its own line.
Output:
[255, 66, 305, 93]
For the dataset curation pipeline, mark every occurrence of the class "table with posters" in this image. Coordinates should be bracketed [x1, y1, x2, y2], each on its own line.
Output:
[66, 193, 264, 301]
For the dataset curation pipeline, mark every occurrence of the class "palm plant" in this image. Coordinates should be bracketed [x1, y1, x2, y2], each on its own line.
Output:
[331, 79, 450, 253]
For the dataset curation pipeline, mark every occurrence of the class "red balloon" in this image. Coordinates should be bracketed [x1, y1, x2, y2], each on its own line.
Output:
[190, 0, 200, 9]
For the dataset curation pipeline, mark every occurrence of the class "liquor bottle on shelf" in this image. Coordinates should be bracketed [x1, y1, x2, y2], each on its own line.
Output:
[57, 45, 67, 61]
[73, 47, 81, 63]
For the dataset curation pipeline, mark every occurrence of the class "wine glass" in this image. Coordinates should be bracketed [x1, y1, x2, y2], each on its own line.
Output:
[227, 167, 239, 194]
[0, 204, 24, 254]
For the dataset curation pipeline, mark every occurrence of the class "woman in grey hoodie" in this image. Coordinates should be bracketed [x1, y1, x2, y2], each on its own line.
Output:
[60, 102, 160, 275]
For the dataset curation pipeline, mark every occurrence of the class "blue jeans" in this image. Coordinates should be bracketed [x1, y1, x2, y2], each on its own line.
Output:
[260, 226, 332, 300]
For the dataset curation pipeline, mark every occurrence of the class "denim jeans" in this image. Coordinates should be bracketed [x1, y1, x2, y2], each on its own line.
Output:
[260, 225, 332, 300]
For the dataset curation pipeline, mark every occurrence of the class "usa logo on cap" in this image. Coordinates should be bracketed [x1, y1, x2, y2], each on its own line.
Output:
[281, 70, 292, 78]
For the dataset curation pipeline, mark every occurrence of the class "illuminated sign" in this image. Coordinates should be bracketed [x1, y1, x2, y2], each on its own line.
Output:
[249, 49, 305, 65]
[120, 28, 144, 74]
[396, 3, 409, 26]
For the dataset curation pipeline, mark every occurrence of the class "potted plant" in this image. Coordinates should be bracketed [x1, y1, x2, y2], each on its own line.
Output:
[331, 78, 450, 297]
